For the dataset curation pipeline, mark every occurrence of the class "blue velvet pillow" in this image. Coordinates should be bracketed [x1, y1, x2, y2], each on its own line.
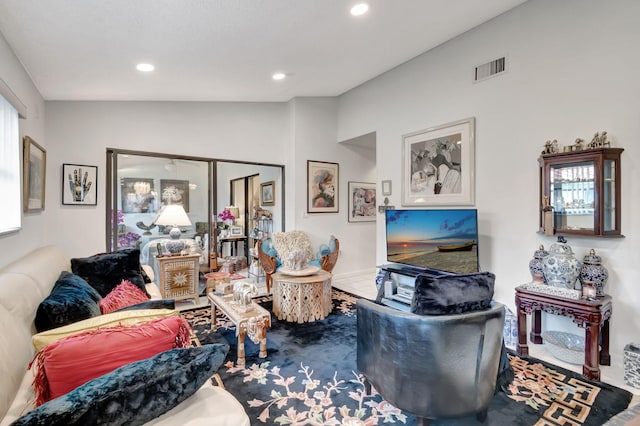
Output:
[70, 248, 148, 298]
[12, 344, 229, 426]
[113, 298, 175, 313]
[34, 272, 102, 333]
[411, 271, 495, 315]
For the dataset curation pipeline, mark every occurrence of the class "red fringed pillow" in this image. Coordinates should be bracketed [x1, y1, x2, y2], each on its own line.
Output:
[99, 279, 150, 314]
[30, 315, 192, 406]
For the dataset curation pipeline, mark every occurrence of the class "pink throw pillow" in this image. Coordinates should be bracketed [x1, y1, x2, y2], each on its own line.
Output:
[99, 279, 150, 314]
[30, 316, 192, 406]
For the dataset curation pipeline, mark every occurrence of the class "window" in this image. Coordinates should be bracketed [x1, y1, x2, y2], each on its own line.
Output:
[0, 94, 21, 234]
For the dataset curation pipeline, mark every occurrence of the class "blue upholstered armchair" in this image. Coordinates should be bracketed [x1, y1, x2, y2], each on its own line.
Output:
[257, 232, 339, 293]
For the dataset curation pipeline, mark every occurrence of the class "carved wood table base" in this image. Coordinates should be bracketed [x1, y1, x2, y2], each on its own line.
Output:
[515, 285, 611, 381]
[272, 270, 332, 323]
[209, 293, 271, 367]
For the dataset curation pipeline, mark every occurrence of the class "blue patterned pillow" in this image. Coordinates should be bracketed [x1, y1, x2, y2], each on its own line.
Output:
[34, 272, 102, 333]
[12, 344, 229, 426]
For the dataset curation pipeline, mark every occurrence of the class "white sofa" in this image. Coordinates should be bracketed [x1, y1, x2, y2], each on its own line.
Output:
[0, 245, 249, 425]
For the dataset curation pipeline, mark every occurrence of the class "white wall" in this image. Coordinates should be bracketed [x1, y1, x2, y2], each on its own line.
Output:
[337, 0, 640, 367]
[289, 98, 377, 277]
[0, 32, 47, 266]
[6, 96, 376, 276]
[42, 101, 289, 258]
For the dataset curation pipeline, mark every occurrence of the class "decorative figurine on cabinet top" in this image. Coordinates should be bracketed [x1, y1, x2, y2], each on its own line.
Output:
[588, 131, 610, 149]
[542, 139, 559, 155]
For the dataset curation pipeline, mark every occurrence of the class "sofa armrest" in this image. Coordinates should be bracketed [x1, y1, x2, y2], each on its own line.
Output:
[145, 282, 162, 300]
[145, 380, 250, 425]
[142, 264, 155, 283]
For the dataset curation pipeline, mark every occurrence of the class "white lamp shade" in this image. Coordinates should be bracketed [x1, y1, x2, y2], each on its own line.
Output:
[154, 205, 192, 227]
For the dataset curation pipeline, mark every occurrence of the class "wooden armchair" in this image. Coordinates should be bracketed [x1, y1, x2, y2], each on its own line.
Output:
[257, 235, 339, 294]
[257, 239, 278, 294]
[320, 237, 339, 273]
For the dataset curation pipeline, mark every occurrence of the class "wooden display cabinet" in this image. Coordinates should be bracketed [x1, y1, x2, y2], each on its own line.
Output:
[539, 147, 623, 237]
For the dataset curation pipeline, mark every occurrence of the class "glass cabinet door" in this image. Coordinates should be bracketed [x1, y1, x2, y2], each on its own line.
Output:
[549, 161, 595, 233]
[540, 147, 623, 237]
[603, 159, 617, 233]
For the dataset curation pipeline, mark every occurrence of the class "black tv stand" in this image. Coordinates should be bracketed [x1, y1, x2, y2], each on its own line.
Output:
[376, 264, 452, 311]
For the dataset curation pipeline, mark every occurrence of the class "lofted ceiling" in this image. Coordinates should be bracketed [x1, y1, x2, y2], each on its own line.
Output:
[0, 0, 527, 102]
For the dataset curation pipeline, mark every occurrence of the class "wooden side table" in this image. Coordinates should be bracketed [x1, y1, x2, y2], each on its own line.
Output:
[272, 270, 332, 323]
[156, 253, 200, 305]
[208, 293, 271, 367]
[515, 285, 611, 381]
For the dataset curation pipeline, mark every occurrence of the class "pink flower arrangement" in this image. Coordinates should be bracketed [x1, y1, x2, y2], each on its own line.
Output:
[217, 210, 236, 229]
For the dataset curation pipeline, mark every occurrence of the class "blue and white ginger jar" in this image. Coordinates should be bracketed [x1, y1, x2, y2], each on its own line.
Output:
[528, 245, 548, 283]
[542, 237, 582, 289]
[580, 248, 608, 297]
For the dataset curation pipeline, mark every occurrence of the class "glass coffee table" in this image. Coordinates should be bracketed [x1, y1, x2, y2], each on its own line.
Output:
[208, 293, 271, 367]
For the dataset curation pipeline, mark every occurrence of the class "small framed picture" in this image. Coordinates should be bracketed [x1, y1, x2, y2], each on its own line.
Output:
[230, 226, 243, 236]
[307, 160, 339, 213]
[348, 182, 376, 222]
[160, 179, 190, 212]
[23, 136, 47, 212]
[260, 180, 275, 206]
[62, 164, 98, 205]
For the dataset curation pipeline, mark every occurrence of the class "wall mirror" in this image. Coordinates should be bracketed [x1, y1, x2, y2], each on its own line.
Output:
[106, 149, 284, 280]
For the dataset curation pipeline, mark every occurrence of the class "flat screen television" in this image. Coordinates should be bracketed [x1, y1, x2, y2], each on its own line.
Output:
[385, 208, 479, 274]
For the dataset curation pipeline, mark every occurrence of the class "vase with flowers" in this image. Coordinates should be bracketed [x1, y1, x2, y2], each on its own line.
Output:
[217, 209, 236, 237]
[115, 210, 142, 248]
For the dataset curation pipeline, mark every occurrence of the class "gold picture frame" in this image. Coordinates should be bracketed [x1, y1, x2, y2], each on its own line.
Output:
[260, 180, 275, 206]
[23, 136, 46, 212]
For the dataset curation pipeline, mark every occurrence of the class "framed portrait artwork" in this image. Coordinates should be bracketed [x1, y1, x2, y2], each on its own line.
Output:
[260, 180, 275, 206]
[62, 164, 98, 205]
[401, 117, 475, 206]
[121, 178, 156, 213]
[23, 136, 46, 212]
[348, 182, 376, 222]
[160, 179, 190, 212]
[307, 160, 339, 213]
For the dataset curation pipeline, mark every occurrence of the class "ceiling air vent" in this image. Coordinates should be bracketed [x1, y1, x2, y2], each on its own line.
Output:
[474, 56, 506, 83]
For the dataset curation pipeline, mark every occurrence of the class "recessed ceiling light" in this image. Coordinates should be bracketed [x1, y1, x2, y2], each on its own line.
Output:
[350, 3, 369, 16]
[272, 73, 286, 81]
[136, 63, 155, 72]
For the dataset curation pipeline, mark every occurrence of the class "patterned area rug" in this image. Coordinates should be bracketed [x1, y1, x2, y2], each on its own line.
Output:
[180, 290, 632, 425]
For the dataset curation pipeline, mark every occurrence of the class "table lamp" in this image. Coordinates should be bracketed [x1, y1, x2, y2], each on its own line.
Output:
[154, 204, 192, 254]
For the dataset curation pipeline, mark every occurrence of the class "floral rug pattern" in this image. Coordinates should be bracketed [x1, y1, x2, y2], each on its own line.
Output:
[221, 289, 406, 425]
[225, 360, 406, 425]
[181, 290, 632, 426]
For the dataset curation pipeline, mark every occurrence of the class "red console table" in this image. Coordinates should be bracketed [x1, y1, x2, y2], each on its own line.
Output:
[515, 285, 611, 381]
